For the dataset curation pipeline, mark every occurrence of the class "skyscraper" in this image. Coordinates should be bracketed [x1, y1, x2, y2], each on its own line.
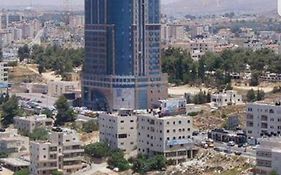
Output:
[83, 0, 168, 111]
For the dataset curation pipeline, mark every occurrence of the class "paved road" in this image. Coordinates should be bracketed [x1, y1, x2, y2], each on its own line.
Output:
[15, 93, 57, 108]
[214, 142, 256, 159]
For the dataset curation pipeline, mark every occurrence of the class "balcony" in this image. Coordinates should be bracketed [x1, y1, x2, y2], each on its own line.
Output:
[63, 156, 83, 161]
[63, 149, 84, 154]
[63, 164, 83, 170]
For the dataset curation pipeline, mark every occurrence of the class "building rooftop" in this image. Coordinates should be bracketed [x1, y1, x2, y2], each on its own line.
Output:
[0, 158, 30, 167]
[15, 114, 52, 122]
[258, 137, 281, 149]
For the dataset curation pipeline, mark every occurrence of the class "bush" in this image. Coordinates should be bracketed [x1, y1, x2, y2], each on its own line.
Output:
[188, 112, 199, 117]
[14, 168, 29, 175]
[0, 152, 8, 158]
[132, 155, 166, 174]
[82, 120, 99, 133]
[29, 128, 49, 141]
[84, 142, 111, 159]
[272, 86, 281, 93]
[107, 150, 130, 171]
[247, 89, 265, 102]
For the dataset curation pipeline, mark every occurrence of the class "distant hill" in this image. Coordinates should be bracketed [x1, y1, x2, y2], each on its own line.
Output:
[162, 0, 277, 16]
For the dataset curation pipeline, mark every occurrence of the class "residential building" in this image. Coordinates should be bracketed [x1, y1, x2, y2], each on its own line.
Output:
[155, 98, 187, 116]
[246, 102, 281, 140]
[47, 81, 80, 98]
[0, 62, 8, 82]
[161, 24, 186, 44]
[255, 138, 281, 175]
[0, 158, 30, 172]
[14, 114, 54, 134]
[211, 90, 243, 108]
[30, 128, 84, 175]
[137, 113, 197, 164]
[99, 109, 137, 152]
[24, 83, 48, 94]
[82, 0, 168, 111]
[0, 128, 29, 153]
[260, 73, 281, 82]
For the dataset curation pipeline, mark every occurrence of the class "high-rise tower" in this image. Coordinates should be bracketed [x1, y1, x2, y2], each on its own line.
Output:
[83, 0, 168, 111]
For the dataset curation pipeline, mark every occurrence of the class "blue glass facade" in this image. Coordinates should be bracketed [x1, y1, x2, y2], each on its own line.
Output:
[83, 0, 167, 111]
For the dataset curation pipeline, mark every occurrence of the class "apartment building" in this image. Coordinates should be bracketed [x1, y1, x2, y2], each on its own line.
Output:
[0, 62, 8, 82]
[137, 113, 197, 165]
[255, 138, 281, 175]
[30, 128, 84, 175]
[47, 81, 80, 98]
[246, 102, 281, 140]
[14, 114, 54, 134]
[156, 98, 187, 116]
[211, 90, 243, 108]
[0, 128, 29, 153]
[260, 73, 281, 82]
[99, 110, 137, 153]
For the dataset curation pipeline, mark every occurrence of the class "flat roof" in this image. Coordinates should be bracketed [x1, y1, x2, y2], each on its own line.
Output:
[0, 158, 30, 167]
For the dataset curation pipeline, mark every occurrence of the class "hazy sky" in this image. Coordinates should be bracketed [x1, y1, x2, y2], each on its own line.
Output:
[0, 0, 173, 6]
[0, 0, 83, 6]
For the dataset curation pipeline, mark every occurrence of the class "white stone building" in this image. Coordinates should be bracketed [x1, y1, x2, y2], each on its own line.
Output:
[211, 90, 243, 108]
[14, 114, 54, 134]
[0, 128, 29, 153]
[256, 138, 281, 175]
[246, 102, 281, 140]
[137, 113, 197, 164]
[30, 128, 84, 175]
[99, 109, 137, 152]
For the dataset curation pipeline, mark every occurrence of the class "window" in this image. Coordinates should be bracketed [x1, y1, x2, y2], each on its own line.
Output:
[118, 134, 127, 138]
[120, 120, 124, 123]
[167, 130, 170, 133]
[179, 121, 182, 124]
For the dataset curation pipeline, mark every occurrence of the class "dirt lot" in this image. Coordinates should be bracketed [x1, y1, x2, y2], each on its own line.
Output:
[80, 131, 99, 145]
[164, 150, 253, 175]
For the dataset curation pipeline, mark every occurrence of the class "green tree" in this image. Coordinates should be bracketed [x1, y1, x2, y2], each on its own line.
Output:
[250, 71, 260, 86]
[225, 83, 233, 90]
[198, 59, 205, 82]
[270, 170, 279, 175]
[256, 89, 265, 101]
[1, 95, 19, 126]
[14, 168, 29, 175]
[132, 155, 166, 174]
[108, 150, 130, 171]
[82, 120, 99, 133]
[54, 96, 76, 126]
[18, 44, 30, 62]
[84, 142, 111, 159]
[42, 108, 53, 118]
[29, 128, 49, 141]
[247, 89, 256, 102]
